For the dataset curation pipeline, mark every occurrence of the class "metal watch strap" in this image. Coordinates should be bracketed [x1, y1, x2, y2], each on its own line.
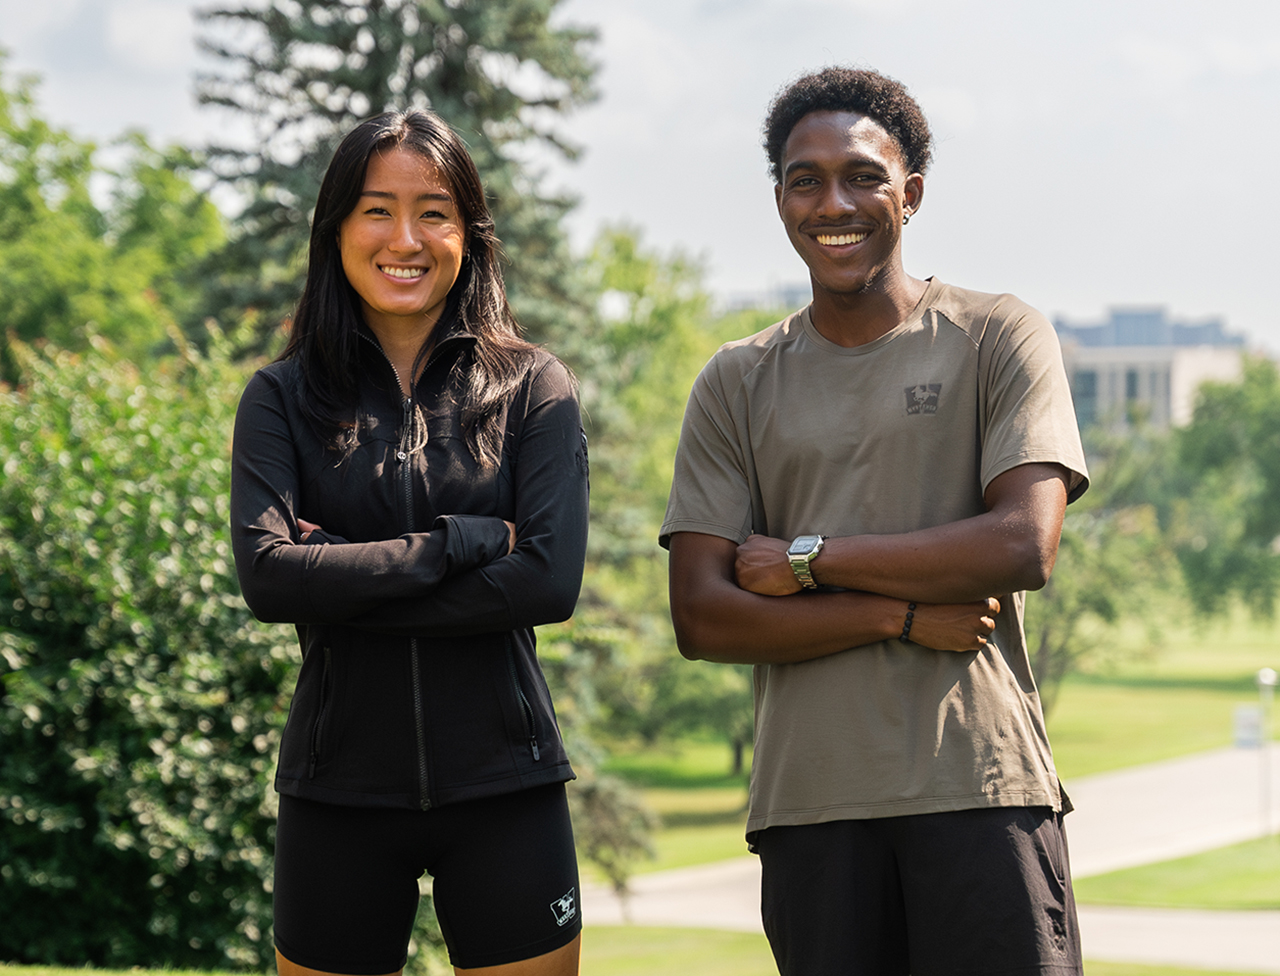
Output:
[791, 557, 819, 590]
[788, 536, 825, 590]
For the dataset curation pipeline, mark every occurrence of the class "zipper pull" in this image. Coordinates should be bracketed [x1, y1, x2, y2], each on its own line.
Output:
[397, 396, 412, 463]
[530, 737, 540, 761]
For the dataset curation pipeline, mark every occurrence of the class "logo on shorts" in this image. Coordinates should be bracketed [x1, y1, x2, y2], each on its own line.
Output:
[905, 383, 941, 415]
[550, 887, 577, 927]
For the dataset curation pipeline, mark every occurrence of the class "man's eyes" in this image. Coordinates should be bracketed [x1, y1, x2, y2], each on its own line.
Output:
[788, 173, 884, 190]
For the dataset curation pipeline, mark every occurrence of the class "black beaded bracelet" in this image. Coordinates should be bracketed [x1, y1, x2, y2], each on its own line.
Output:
[899, 602, 917, 643]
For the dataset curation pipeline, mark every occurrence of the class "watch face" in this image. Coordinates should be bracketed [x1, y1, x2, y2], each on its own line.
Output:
[788, 535, 822, 556]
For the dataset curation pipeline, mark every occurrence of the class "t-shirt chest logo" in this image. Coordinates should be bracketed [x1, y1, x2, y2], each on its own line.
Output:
[905, 383, 942, 415]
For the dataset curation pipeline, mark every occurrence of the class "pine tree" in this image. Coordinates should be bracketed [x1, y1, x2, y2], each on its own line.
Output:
[195, 0, 597, 344]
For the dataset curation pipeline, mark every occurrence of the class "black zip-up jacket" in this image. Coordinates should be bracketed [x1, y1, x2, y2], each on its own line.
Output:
[230, 325, 588, 810]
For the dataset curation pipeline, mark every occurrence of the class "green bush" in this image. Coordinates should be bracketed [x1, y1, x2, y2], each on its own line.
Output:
[0, 331, 293, 969]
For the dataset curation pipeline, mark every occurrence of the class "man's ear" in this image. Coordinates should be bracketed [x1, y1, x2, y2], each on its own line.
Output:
[903, 173, 925, 219]
[774, 182, 783, 217]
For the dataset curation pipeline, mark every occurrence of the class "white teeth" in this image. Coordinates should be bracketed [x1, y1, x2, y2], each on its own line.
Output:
[816, 232, 868, 246]
[381, 266, 425, 279]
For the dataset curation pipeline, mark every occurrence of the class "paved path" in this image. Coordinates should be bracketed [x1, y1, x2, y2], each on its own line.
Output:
[1065, 745, 1280, 878]
[583, 745, 1280, 972]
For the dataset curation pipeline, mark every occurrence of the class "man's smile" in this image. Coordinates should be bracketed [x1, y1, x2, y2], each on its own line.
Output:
[814, 231, 869, 247]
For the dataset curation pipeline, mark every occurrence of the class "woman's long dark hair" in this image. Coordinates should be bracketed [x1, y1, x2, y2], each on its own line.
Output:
[281, 109, 535, 467]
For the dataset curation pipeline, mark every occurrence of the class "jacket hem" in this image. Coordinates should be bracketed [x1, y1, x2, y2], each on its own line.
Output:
[276, 761, 575, 810]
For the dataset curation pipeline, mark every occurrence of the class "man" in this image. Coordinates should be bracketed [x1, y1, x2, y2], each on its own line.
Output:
[660, 67, 1089, 976]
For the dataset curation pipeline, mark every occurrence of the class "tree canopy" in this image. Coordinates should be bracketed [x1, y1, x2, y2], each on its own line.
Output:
[0, 59, 224, 378]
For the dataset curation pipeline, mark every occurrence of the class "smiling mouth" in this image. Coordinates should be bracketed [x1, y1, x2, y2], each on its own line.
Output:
[380, 265, 426, 279]
[815, 232, 869, 246]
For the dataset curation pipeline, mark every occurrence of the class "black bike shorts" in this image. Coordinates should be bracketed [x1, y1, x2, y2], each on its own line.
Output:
[756, 806, 1083, 976]
[273, 783, 581, 973]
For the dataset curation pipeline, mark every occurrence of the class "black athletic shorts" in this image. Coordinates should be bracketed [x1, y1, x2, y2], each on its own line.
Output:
[273, 783, 581, 973]
[755, 806, 1083, 976]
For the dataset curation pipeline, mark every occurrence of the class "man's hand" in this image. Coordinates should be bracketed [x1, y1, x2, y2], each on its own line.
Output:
[297, 517, 321, 542]
[910, 597, 1001, 652]
[735, 534, 802, 595]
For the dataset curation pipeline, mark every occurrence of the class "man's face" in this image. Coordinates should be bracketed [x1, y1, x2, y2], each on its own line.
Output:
[775, 111, 923, 299]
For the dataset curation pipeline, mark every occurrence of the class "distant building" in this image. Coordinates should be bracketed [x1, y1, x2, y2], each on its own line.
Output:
[723, 282, 812, 313]
[1054, 307, 1245, 430]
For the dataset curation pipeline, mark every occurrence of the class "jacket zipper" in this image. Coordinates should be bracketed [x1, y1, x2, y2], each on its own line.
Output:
[360, 332, 435, 810]
[308, 645, 333, 778]
[400, 393, 432, 811]
[506, 640, 540, 761]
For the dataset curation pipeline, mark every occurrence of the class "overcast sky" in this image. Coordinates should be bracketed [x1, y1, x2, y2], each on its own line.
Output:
[2, 0, 1278, 351]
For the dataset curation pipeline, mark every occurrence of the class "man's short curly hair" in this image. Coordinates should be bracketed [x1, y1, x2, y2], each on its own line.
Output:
[763, 67, 933, 183]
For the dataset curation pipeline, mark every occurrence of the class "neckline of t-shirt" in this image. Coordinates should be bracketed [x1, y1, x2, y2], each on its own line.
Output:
[798, 277, 944, 356]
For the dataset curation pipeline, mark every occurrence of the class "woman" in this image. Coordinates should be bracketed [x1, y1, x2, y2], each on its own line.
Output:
[230, 110, 589, 976]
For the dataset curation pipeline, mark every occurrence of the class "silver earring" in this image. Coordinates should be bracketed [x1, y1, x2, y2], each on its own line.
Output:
[903, 213, 911, 225]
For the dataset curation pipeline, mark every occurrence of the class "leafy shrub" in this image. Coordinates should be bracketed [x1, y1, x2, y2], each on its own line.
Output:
[0, 331, 293, 969]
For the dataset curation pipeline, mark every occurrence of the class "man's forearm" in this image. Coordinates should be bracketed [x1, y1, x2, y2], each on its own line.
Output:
[812, 517, 1042, 602]
[736, 463, 1070, 603]
[672, 571, 908, 665]
[669, 532, 1001, 665]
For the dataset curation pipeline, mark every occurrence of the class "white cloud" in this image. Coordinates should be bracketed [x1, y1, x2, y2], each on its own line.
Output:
[1113, 36, 1201, 90]
[1113, 31, 1280, 92]
[106, 0, 195, 73]
[915, 86, 980, 136]
[0, 0, 82, 45]
[1204, 36, 1280, 77]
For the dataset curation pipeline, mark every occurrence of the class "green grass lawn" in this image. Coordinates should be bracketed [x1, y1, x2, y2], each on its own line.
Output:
[1075, 834, 1280, 909]
[1, 944, 1263, 976]
[599, 739, 752, 874]
[581, 927, 1269, 976]
[1048, 611, 1280, 779]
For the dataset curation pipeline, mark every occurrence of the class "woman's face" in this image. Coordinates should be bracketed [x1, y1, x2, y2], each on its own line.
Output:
[338, 147, 466, 339]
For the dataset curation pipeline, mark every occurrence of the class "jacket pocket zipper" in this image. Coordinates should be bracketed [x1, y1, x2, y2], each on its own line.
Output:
[409, 637, 432, 809]
[506, 640, 540, 761]
[308, 645, 333, 778]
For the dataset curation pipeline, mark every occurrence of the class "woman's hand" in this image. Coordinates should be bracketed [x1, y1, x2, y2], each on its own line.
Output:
[296, 516, 512, 554]
[907, 597, 1001, 652]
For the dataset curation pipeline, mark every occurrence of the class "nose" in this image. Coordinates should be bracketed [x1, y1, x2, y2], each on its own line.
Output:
[388, 216, 424, 254]
[815, 180, 856, 219]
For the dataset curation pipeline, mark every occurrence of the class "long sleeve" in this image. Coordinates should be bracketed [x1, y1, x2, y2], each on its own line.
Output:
[344, 359, 590, 637]
[230, 367, 512, 624]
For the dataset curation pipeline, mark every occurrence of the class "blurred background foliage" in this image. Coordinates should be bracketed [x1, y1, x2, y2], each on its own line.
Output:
[1, 1, 1278, 971]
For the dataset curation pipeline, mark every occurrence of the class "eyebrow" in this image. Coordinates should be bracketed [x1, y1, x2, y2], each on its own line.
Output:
[360, 190, 452, 202]
[782, 158, 892, 180]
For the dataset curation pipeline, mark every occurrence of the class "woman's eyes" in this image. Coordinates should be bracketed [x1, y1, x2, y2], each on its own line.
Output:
[361, 206, 450, 220]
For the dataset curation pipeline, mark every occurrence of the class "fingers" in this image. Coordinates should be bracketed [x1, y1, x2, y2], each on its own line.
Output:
[503, 520, 517, 555]
[734, 535, 800, 596]
[908, 597, 1002, 653]
[296, 517, 321, 541]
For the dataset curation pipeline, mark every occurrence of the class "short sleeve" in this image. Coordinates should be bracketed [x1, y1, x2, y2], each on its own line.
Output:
[659, 355, 756, 549]
[977, 300, 1089, 503]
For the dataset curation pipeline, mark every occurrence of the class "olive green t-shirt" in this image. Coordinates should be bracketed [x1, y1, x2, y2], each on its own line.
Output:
[660, 278, 1089, 833]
